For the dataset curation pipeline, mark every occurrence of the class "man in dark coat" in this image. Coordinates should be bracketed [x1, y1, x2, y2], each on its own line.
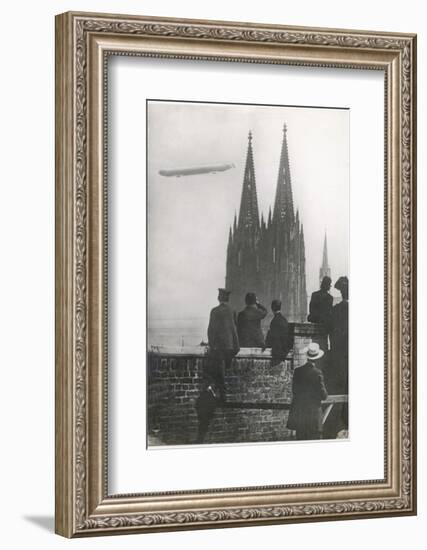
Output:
[195, 384, 218, 444]
[323, 276, 349, 439]
[308, 276, 333, 352]
[325, 276, 349, 395]
[207, 288, 240, 401]
[329, 276, 349, 383]
[265, 299, 293, 366]
[287, 343, 328, 440]
[308, 276, 333, 324]
[237, 292, 267, 348]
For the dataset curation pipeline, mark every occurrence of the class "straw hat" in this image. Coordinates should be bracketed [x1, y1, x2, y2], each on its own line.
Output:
[304, 342, 324, 361]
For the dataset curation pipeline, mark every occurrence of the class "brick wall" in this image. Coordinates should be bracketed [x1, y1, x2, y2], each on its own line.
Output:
[147, 323, 324, 446]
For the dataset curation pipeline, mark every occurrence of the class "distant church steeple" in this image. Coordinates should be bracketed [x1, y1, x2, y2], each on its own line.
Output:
[319, 232, 331, 286]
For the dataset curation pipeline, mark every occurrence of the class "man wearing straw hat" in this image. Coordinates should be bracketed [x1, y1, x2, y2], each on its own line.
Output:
[287, 342, 328, 440]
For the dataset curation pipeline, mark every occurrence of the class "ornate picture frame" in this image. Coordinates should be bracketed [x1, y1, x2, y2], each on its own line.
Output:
[55, 11, 416, 537]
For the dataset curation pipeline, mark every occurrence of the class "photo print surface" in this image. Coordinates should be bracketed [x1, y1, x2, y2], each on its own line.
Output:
[147, 100, 349, 448]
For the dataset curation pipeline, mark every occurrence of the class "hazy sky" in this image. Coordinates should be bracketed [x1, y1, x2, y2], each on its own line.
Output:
[148, 101, 349, 320]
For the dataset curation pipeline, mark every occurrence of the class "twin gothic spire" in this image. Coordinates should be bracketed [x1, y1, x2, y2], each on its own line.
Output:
[236, 124, 297, 236]
[226, 124, 307, 322]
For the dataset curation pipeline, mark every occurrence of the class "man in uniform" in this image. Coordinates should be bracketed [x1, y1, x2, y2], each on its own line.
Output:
[206, 288, 240, 402]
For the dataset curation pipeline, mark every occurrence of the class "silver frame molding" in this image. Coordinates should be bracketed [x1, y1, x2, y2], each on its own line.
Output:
[55, 11, 417, 538]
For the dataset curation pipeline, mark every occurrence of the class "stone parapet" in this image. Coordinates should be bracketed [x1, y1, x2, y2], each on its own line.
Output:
[147, 322, 326, 445]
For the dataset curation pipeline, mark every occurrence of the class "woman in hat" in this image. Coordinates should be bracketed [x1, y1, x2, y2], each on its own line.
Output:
[287, 343, 328, 440]
[323, 276, 349, 438]
[329, 276, 349, 394]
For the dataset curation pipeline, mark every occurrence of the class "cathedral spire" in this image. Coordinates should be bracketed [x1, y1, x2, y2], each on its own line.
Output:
[322, 232, 328, 266]
[319, 231, 331, 286]
[228, 225, 233, 247]
[273, 123, 295, 224]
[237, 131, 260, 233]
[226, 125, 307, 322]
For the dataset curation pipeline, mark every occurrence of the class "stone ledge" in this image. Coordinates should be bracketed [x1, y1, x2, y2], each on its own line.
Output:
[148, 322, 325, 357]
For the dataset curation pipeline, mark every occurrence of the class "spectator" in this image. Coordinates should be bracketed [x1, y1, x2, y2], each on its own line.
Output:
[265, 299, 292, 366]
[287, 342, 328, 440]
[207, 288, 240, 401]
[323, 276, 349, 439]
[237, 292, 267, 347]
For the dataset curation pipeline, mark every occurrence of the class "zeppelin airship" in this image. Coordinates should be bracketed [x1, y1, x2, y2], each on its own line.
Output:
[158, 162, 235, 177]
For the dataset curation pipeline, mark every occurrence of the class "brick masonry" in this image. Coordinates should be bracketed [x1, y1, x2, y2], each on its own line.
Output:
[147, 323, 322, 446]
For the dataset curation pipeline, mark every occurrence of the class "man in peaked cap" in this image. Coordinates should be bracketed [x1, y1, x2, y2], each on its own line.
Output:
[206, 288, 240, 402]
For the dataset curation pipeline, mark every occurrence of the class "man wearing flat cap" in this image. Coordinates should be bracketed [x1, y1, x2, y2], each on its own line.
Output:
[206, 288, 240, 401]
[287, 342, 328, 440]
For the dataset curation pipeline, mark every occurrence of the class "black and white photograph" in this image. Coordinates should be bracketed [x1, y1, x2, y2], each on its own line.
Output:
[147, 100, 349, 447]
[0, 0, 419, 544]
